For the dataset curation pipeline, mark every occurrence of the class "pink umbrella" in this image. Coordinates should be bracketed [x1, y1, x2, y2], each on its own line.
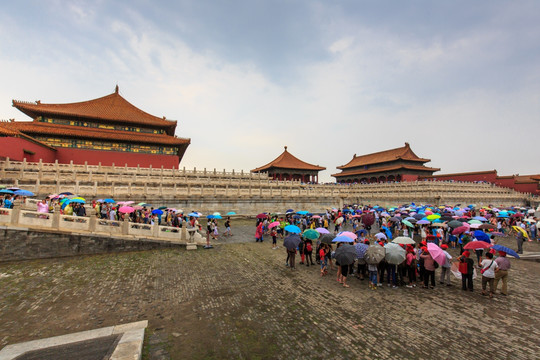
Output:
[452, 226, 469, 235]
[311, 215, 321, 219]
[118, 201, 135, 205]
[464, 241, 492, 250]
[119, 206, 135, 213]
[315, 227, 330, 234]
[133, 205, 143, 210]
[337, 231, 358, 240]
[268, 221, 281, 229]
[427, 243, 446, 266]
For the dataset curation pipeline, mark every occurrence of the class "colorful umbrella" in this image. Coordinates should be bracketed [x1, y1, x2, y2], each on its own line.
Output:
[402, 220, 414, 228]
[427, 243, 446, 266]
[452, 226, 469, 235]
[332, 235, 354, 243]
[491, 244, 520, 258]
[303, 229, 320, 240]
[355, 243, 369, 259]
[269, 221, 281, 229]
[337, 231, 357, 240]
[296, 210, 309, 215]
[226, 212, 236, 215]
[315, 227, 330, 234]
[256, 213, 268, 219]
[118, 206, 135, 213]
[512, 226, 529, 239]
[284, 225, 301, 234]
[152, 209, 164, 215]
[464, 241, 492, 250]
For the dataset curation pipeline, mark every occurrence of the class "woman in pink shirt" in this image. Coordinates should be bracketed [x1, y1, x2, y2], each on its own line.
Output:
[420, 247, 436, 289]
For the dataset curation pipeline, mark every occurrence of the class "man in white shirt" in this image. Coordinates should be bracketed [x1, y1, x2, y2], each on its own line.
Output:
[480, 252, 499, 298]
[439, 244, 453, 286]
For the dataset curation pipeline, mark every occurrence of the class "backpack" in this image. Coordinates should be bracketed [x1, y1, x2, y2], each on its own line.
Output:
[434, 261, 439, 269]
[306, 243, 313, 252]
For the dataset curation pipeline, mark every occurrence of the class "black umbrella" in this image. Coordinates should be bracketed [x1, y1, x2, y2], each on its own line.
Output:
[413, 214, 425, 220]
[479, 223, 496, 230]
[334, 244, 357, 266]
[448, 220, 463, 228]
[440, 215, 453, 222]
[319, 233, 336, 245]
[389, 217, 401, 223]
[283, 234, 301, 250]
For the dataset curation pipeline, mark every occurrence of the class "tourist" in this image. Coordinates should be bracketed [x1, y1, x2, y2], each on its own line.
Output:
[109, 206, 116, 221]
[439, 244, 452, 286]
[405, 245, 416, 288]
[319, 244, 328, 276]
[255, 221, 264, 242]
[37, 198, 49, 213]
[458, 251, 474, 291]
[3, 195, 13, 209]
[516, 230, 525, 254]
[480, 252, 498, 298]
[493, 251, 511, 296]
[270, 226, 277, 249]
[420, 247, 436, 289]
[287, 247, 296, 270]
[304, 239, 314, 266]
[368, 262, 378, 290]
[224, 217, 232, 237]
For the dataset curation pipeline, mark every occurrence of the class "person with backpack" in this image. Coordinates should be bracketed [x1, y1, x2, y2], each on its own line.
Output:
[304, 239, 314, 266]
[458, 251, 475, 291]
[480, 252, 499, 298]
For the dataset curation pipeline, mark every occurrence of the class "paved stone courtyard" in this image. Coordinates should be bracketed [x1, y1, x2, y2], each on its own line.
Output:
[1, 232, 539, 359]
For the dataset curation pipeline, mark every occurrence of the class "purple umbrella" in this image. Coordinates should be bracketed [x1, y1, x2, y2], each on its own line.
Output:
[417, 220, 430, 225]
[315, 227, 330, 234]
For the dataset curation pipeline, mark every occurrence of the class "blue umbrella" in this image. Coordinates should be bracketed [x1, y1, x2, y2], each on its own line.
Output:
[14, 189, 34, 196]
[474, 230, 491, 243]
[284, 224, 301, 234]
[207, 215, 215, 219]
[382, 226, 393, 240]
[356, 229, 367, 236]
[103, 198, 115, 203]
[355, 243, 369, 258]
[332, 235, 354, 243]
[473, 216, 487, 222]
[296, 210, 309, 215]
[226, 212, 236, 215]
[492, 244, 520, 258]
[0, 189, 14, 194]
[286, 209, 294, 213]
[213, 214, 222, 219]
[188, 212, 200, 217]
[59, 192, 73, 195]
[152, 209, 164, 215]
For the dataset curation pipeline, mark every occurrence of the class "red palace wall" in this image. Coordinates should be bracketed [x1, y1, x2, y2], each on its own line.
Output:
[54, 148, 180, 168]
[427, 171, 498, 183]
[401, 174, 419, 182]
[0, 137, 56, 163]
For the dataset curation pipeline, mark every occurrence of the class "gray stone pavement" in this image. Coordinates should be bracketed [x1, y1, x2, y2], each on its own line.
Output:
[0, 233, 539, 359]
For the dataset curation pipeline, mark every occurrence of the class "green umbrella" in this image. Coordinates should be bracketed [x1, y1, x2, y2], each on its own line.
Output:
[468, 220, 482, 225]
[402, 219, 414, 228]
[303, 229, 320, 240]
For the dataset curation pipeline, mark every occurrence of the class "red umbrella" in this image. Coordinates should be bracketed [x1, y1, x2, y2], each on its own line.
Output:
[464, 241, 492, 250]
[452, 226, 469, 235]
[362, 214, 375, 226]
[256, 213, 268, 219]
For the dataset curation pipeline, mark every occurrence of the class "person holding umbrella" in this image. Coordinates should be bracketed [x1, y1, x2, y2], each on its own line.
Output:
[439, 244, 453, 286]
[493, 251, 511, 296]
[420, 247, 436, 289]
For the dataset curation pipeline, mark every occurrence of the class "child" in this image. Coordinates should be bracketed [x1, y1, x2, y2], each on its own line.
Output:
[368, 263, 378, 290]
[271, 227, 278, 249]
[319, 244, 328, 276]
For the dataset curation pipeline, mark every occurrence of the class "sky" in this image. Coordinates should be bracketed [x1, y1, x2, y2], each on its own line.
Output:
[0, 1, 539, 182]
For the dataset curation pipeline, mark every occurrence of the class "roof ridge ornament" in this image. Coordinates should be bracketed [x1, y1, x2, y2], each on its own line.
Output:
[115, 84, 119, 94]
[284, 146, 287, 151]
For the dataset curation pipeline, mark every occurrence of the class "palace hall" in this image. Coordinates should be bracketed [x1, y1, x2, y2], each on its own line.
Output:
[0, 86, 190, 168]
[332, 143, 440, 183]
[251, 146, 325, 183]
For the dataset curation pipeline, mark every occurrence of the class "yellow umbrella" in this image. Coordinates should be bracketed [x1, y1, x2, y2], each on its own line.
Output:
[512, 226, 529, 239]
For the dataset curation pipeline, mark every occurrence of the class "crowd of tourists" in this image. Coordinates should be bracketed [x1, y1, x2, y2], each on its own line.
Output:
[253, 204, 538, 297]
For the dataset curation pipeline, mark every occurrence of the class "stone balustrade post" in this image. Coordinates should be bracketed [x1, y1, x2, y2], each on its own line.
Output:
[152, 223, 159, 238]
[52, 204, 60, 229]
[89, 208, 97, 232]
[122, 216, 129, 235]
[11, 202, 21, 225]
[181, 226, 187, 241]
